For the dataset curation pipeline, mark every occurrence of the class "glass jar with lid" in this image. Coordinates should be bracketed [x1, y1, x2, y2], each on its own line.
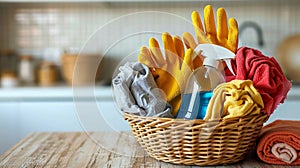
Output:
[1, 72, 18, 88]
[37, 61, 58, 86]
[18, 55, 35, 86]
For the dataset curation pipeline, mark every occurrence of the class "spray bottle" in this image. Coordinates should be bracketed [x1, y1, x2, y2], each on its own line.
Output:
[176, 44, 235, 120]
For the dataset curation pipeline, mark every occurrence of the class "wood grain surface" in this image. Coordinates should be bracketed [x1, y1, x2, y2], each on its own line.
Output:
[0, 132, 293, 168]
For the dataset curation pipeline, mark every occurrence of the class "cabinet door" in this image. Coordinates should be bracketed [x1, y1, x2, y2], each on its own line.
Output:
[97, 101, 131, 131]
[18, 101, 83, 138]
[0, 100, 133, 154]
[266, 100, 300, 124]
[74, 101, 131, 132]
[0, 102, 20, 154]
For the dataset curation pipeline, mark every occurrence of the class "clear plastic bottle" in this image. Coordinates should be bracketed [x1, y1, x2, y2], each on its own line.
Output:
[176, 44, 235, 120]
[176, 62, 225, 119]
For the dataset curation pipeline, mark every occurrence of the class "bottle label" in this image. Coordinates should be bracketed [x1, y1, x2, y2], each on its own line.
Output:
[176, 91, 213, 120]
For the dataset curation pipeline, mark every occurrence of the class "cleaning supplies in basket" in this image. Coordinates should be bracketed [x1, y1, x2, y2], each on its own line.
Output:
[117, 4, 293, 167]
[176, 44, 235, 120]
[112, 62, 173, 118]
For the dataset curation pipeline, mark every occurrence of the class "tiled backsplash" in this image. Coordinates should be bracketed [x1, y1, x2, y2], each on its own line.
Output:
[0, 1, 299, 81]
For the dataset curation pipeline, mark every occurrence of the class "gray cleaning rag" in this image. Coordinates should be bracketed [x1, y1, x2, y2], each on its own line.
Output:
[112, 62, 173, 118]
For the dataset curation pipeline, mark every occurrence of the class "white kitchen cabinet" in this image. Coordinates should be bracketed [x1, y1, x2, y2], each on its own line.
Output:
[0, 100, 128, 154]
[266, 100, 300, 125]
[18, 102, 83, 137]
[65, 100, 130, 132]
[1, 85, 300, 155]
[97, 101, 131, 131]
[0, 102, 20, 155]
[0, 101, 84, 154]
[0, 86, 120, 154]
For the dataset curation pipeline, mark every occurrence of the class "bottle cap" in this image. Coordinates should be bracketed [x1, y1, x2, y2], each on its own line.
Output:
[203, 57, 218, 68]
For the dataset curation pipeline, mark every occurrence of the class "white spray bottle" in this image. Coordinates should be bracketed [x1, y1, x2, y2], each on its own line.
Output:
[176, 44, 235, 120]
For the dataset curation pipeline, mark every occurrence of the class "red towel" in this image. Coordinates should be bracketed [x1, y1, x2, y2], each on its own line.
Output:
[225, 47, 291, 115]
[257, 120, 300, 165]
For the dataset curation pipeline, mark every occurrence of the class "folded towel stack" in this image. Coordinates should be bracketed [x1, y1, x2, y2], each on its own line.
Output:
[257, 120, 300, 165]
[204, 80, 264, 120]
[225, 47, 292, 115]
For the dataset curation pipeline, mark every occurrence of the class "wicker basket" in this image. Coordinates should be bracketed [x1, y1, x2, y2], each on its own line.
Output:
[124, 112, 268, 166]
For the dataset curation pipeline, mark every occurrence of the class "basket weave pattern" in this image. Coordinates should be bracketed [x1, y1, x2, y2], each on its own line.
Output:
[124, 112, 268, 166]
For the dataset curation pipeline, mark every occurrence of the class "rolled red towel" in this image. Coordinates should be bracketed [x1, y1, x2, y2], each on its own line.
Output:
[257, 120, 300, 165]
[225, 47, 291, 115]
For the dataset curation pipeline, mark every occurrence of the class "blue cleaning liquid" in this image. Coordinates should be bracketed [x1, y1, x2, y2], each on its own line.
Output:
[176, 91, 213, 120]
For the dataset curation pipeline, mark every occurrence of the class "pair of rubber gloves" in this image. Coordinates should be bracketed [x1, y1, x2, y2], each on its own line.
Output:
[138, 5, 239, 116]
[138, 33, 194, 116]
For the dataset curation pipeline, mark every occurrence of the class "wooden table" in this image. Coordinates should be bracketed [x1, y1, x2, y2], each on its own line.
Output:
[0, 132, 292, 168]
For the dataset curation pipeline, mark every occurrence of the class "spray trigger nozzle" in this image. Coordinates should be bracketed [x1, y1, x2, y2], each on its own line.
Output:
[193, 44, 236, 75]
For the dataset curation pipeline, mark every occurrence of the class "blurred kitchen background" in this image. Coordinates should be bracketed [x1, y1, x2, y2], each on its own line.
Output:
[1, 0, 300, 154]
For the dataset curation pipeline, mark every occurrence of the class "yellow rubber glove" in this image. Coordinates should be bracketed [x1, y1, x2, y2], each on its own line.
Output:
[138, 32, 194, 116]
[182, 32, 203, 69]
[204, 80, 264, 121]
[190, 5, 239, 53]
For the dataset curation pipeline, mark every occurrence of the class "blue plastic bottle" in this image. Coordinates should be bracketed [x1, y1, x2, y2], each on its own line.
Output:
[176, 44, 235, 120]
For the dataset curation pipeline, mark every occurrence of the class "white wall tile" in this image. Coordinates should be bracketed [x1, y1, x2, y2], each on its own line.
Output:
[0, 1, 299, 81]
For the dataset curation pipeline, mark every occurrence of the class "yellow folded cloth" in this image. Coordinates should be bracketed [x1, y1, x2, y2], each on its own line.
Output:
[204, 80, 264, 120]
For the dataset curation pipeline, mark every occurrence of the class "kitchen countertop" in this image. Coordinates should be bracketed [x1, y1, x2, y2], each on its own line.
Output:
[0, 84, 300, 101]
[0, 84, 113, 101]
[0, 132, 293, 168]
